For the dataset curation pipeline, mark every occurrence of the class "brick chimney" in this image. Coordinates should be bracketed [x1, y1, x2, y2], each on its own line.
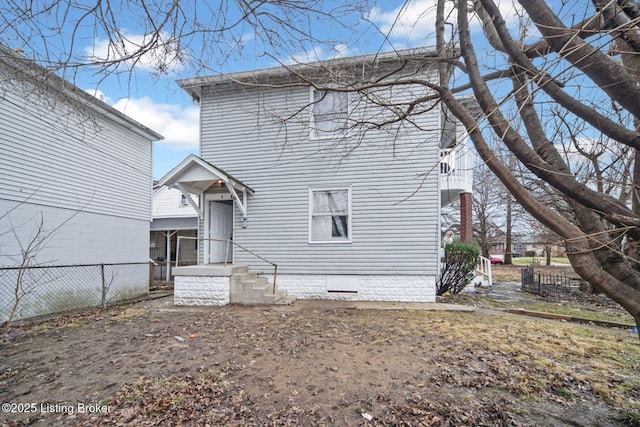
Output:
[459, 192, 473, 243]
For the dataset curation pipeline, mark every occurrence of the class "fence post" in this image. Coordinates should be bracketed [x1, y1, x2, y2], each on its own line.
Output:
[101, 264, 106, 309]
[272, 264, 278, 295]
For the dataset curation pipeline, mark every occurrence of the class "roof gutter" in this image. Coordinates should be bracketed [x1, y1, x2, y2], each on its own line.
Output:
[0, 44, 164, 142]
[177, 46, 441, 103]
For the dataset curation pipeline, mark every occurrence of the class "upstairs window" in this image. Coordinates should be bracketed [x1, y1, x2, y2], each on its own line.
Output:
[311, 90, 348, 139]
[309, 188, 351, 243]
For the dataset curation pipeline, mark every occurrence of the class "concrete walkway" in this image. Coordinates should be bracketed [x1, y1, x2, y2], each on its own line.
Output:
[351, 301, 475, 311]
[481, 281, 529, 302]
[274, 299, 475, 312]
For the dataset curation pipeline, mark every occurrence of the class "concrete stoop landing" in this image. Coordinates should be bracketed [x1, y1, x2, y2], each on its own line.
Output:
[229, 266, 295, 305]
[172, 264, 294, 306]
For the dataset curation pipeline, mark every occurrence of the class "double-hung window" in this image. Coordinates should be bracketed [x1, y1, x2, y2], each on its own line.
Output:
[311, 90, 348, 139]
[309, 188, 351, 243]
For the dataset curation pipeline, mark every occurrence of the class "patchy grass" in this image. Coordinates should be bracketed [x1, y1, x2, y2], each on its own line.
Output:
[508, 300, 634, 325]
[618, 407, 640, 426]
[2, 299, 638, 426]
[481, 264, 635, 326]
[108, 306, 151, 322]
[415, 311, 639, 411]
[449, 294, 635, 326]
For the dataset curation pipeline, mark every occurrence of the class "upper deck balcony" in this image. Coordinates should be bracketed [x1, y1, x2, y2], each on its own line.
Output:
[440, 144, 473, 207]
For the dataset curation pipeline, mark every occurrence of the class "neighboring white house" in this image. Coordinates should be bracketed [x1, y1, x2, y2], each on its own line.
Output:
[160, 47, 473, 305]
[0, 45, 163, 322]
[150, 186, 199, 281]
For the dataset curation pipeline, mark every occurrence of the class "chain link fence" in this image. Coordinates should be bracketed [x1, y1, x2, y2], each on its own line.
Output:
[0, 262, 151, 325]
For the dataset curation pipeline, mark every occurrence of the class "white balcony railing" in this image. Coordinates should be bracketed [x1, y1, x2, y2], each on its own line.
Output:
[440, 144, 473, 182]
[440, 144, 473, 206]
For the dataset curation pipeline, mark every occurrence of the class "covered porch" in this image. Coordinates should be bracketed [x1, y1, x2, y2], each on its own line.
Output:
[150, 218, 198, 282]
[158, 155, 290, 306]
[158, 154, 254, 266]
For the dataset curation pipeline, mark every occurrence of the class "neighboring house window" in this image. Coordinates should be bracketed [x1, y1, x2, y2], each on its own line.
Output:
[309, 188, 351, 243]
[311, 90, 348, 139]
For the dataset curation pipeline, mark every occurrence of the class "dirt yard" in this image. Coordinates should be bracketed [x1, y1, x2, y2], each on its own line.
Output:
[1, 292, 638, 426]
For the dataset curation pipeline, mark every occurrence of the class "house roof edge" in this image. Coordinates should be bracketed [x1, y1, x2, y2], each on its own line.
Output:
[0, 44, 164, 142]
[177, 46, 439, 102]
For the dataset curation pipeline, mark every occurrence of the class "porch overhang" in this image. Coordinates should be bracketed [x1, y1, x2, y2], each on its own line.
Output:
[150, 217, 198, 231]
[158, 154, 254, 221]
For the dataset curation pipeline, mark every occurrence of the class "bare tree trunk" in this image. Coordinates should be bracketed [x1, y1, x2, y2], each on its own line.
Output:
[447, 0, 640, 333]
[505, 155, 514, 265]
[505, 193, 512, 265]
[545, 245, 551, 267]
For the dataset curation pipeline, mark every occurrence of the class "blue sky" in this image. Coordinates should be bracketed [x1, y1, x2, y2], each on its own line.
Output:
[1, 0, 522, 179]
[82, 0, 468, 179]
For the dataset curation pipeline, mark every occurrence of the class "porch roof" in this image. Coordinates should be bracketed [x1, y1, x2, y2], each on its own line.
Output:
[158, 154, 254, 220]
[158, 154, 254, 195]
[150, 217, 198, 231]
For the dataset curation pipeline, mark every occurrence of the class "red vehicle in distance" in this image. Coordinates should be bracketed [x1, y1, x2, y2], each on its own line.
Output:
[489, 255, 504, 265]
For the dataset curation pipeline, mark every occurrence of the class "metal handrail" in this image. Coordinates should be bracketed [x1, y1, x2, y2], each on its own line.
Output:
[175, 236, 278, 293]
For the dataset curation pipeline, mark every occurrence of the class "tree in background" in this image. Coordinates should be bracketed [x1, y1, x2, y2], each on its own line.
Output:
[472, 161, 505, 258]
[437, 0, 640, 331]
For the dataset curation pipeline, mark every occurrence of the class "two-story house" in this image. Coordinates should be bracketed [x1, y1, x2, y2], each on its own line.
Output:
[159, 47, 473, 305]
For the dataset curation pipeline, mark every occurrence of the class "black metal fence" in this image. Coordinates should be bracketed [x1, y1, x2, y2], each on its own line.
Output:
[521, 265, 581, 297]
[0, 262, 151, 325]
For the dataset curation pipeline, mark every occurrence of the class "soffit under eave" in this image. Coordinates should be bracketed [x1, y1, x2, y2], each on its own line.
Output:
[158, 155, 253, 195]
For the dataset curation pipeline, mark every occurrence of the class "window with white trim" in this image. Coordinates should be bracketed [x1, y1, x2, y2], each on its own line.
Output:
[309, 188, 351, 243]
[311, 90, 348, 139]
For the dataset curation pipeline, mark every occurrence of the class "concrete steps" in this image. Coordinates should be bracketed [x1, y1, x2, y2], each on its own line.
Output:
[229, 267, 294, 305]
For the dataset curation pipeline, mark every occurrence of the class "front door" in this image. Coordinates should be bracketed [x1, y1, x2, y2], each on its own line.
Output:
[208, 201, 233, 263]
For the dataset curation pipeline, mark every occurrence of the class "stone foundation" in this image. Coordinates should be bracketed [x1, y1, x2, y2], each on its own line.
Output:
[172, 266, 436, 305]
[277, 274, 435, 302]
[173, 265, 234, 306]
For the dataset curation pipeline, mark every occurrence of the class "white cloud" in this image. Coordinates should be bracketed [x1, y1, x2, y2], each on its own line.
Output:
[84, 88, 109, 103]
[333, 43, 351, 58]
[240, 31, 255, 45]
[283, 43, 353, 65]
[111, 96, 199, 150]
[367, 0, 523, 42]
[367, 1, 443, 42]
[84, 30, 185, 74]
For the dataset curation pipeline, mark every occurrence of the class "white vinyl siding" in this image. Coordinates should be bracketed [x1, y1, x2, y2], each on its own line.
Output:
[152, 187, 199, 219]
[0, 199, 150, 265]
[199, 70, 441, 276]
[0, 69, 153, 222]
[0, 61, 157, 267]
[309, 187, 351, 243]
[311, 90, 348, 139]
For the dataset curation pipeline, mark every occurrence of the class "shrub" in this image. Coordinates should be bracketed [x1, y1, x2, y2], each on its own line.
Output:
[436, 242, 480, 296]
